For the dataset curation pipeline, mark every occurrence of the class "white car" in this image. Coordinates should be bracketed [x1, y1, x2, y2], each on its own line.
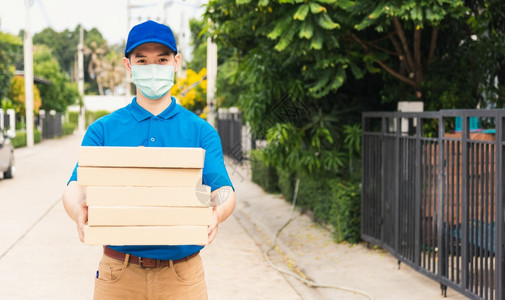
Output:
[0, 128, 15, 179]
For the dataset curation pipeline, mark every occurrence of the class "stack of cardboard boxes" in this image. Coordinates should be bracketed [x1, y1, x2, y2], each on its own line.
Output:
[77, 146, 211, 246]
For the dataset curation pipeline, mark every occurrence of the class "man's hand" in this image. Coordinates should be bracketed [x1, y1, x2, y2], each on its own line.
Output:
[207, 206, 219, 244]
[77, 199, 88, 242]
[62, 181, 88, 242]
[206, 186, 235, 244]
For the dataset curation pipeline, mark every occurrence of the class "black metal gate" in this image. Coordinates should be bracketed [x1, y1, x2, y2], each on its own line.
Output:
[217, 109, 243, 162]
[40, 112, 62, 139]
[362, 110, 505, 300]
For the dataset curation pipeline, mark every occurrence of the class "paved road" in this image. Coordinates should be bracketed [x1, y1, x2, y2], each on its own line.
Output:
[0, 133, 301, 299]
[0, 133, 470, 299]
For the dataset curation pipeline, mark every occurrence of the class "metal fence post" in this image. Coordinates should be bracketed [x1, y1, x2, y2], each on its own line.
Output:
[461, 113, 469, 290]
[414, 115, 422, 265]
[496, 113, 505, 300]
[381, 116, 387, 243]
[437, 113, 447, 293]
[394, 114, 401, 253]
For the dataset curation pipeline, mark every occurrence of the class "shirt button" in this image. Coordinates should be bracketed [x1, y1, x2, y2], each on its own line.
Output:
[151, 137, 155, 142]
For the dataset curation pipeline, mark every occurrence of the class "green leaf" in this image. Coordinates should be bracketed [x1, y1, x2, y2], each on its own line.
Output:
[367, 3, 386, 20]
[410, 5, 422, 21]
[274, 24, 297, 51]
[335, 0, 354, 9]
[299, 21, 314, 39]
[348, 61, 364, 79]
[258, 0, 269, 6]
[317, 13, 340, 30]
[330, 67, 346, 91]
[236, 0, 251, 5]
[267, 16, 292, 40]
[293, 4, 310, 21]
[310, 30, 323, 49]
[308, 69, 331, 94]
[309, 3, 326, 14]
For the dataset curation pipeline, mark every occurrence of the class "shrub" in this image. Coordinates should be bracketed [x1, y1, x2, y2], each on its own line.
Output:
[276, 167, 362, 244]
[328, 178, 361, 243]
[12, 129, 42, 148]
[67, 111, 78, 125]
[250, 149, 279, 193]
[62, 123, 77, 136]
[86, 110, 110, 127]
[277, 167, 294, 202]
[295, 171, 328, 213]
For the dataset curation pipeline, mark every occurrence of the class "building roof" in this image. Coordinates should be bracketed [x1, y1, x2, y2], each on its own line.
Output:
[14, 70, 52, 85]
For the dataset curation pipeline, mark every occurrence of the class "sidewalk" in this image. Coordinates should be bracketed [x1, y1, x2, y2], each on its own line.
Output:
[220, 157, 468, 300]
[0, 134, 469, 299]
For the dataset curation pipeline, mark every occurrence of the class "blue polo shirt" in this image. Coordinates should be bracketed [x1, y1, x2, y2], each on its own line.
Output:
[68, 97, 233, 260]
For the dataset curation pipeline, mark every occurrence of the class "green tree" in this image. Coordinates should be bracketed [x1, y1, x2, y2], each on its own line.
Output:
[205, 0, 383, 177]
[33, 45, 80, 112]
[187, 18, 208, 72]
[98, 45, 125, 95]
[7, 75, 42, 114]
[0, 31, 22, 102]
[33, 26, 112, 96]
[205, 0, 502, 176]
[33, 27, 79, 75]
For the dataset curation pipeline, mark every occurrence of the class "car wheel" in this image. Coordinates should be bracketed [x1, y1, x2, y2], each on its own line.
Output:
[4, 159, 14, 179]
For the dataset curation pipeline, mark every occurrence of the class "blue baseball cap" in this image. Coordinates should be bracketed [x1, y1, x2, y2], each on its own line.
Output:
[125, 20, 178, 57]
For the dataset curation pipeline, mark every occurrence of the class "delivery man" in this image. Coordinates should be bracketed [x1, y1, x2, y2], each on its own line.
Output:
[62, 20, 235, 299]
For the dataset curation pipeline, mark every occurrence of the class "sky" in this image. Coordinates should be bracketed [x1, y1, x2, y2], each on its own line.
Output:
[0, 0, 206, 58]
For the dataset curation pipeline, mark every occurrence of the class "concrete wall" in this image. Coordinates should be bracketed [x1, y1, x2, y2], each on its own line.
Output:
[68, 96, 133, 113]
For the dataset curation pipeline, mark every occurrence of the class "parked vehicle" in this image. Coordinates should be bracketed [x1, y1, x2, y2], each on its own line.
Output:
[0, 128, 15, 179]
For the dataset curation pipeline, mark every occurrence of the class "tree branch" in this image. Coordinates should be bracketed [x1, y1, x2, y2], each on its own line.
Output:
[414, 27, 421, 68]
[427, 27, 438, 67]
[375, 59, 417, 88]
[413, 27, 424, 84]
[350, 32, 416, 89]
[350, 32, 369, 51]
[392, 17, 416, 73]
[389, 34, 403, 59]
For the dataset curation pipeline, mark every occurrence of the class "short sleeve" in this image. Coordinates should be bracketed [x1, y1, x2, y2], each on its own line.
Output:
[67, 122, 105, 184]
[200, 126, 234, 192]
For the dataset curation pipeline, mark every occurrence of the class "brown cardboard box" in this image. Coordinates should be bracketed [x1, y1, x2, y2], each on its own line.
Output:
[77, 167, 203, 187]
[78, 146, 205, 168]
[86, 186, 211, 207]
[87, 206, 213, 226]
[84, 226, 208, 245]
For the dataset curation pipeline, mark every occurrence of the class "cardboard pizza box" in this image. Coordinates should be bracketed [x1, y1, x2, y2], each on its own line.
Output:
[77, 167, 203, 187]
[87, 206, 213, 226]
[85, 186, 211, 207]
[78, 146, 206, 168]
[84, 226, 208, 245]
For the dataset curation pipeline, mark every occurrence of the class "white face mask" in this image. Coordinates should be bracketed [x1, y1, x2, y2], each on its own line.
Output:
[131, 64, 175, 99]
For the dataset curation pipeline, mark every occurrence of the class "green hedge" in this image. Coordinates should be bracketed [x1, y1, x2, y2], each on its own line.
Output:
[62, 123, 77, 136]
[68, 111, 79, 124]
[250, 149, 362, 244]
[277, 167, 295, 202]
[12, 130, 42, 148]
[328, 179, 361, 243]
[250, 149, 279, 193]
[86, 110, 110, 127]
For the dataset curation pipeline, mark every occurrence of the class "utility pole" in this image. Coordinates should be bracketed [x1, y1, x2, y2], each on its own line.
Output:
[206, 36, 217, 128]
[125, 0, 132, 99]
[23, 0, 34, 147]
[77, 26, 85, 133]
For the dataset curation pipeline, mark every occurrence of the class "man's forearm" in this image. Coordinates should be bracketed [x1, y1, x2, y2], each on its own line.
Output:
[211, 186, 236, 224]
[62, 181, 86, 223]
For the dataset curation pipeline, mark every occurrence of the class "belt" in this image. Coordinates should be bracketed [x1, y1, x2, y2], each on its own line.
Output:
[104, 246, 199, 269]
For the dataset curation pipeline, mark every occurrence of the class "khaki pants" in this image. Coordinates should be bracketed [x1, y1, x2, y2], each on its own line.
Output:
[94, 253, 208, 300]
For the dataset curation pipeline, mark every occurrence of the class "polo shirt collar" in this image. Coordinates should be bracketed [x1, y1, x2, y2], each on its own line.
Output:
[129, 96, 180, 121]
